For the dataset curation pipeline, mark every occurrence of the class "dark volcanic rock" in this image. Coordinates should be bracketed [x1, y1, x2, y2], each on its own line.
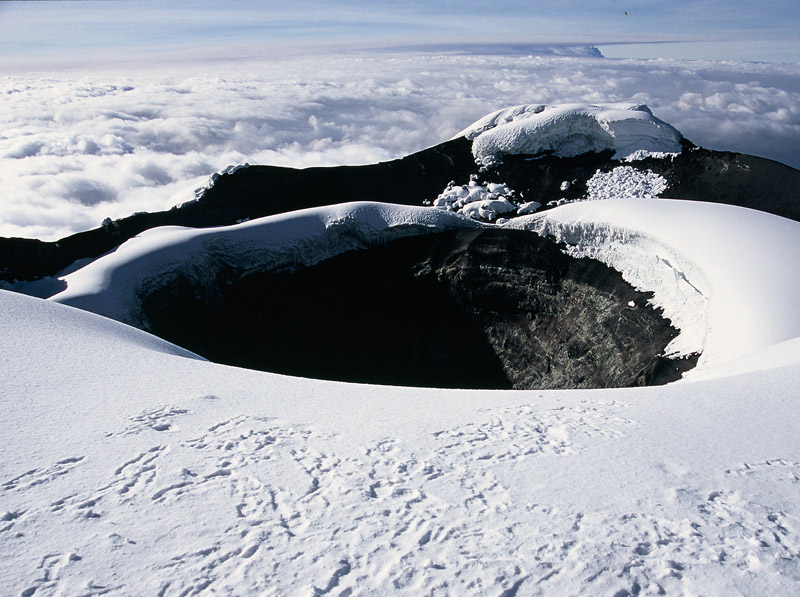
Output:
[649, 143, 800, 221]
[3, 135, 800, 284]
[144, 229, 688, 390]
[0, 138, 474, 284]
[478, 139, 800, 221]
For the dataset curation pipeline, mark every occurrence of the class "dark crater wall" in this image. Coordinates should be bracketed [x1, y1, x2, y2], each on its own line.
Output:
[0, 138, 474, 283]
[3, 136, 800, 285]
[478, 140, 800, 221]
[143, 229, 692, 390]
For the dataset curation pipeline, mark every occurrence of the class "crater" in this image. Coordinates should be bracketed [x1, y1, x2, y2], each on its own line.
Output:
[141, 229, 695, 389]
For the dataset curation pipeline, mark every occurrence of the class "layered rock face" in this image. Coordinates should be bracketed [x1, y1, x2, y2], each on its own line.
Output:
[144, 229, 688, 390]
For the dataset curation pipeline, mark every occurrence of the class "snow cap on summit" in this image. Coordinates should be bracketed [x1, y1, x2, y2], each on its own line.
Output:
[458, 103, 683, 166]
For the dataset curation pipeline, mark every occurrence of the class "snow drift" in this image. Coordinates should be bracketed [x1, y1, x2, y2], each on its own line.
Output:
[4, 263, 800, 595]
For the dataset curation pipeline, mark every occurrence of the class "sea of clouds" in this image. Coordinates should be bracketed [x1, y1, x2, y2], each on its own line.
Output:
[2, 52, 799, 240]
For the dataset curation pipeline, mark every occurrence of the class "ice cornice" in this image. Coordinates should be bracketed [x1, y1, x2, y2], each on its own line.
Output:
[457, 103, 683, 167]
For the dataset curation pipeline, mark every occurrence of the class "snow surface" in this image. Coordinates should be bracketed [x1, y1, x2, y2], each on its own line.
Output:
[4, 262, 800, 594]
[457, 103, 684, 167]
[48, 202, 481, 326]
[504, 198, 800, 369]
[516, 200, 542, 215]
[432, 180, 518, 221]
[585, 166, 668, 201]
[46, 198, 800, 375]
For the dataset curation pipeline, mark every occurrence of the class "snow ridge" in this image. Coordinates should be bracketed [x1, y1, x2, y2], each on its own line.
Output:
[458, 103, 683, 167]
[193, 163, 251, 202]
[506, 198, 800, 370]
[50, 202, 482, 326]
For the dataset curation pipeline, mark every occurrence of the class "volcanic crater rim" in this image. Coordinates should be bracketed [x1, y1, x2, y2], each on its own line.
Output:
[138, 228, 695, 390]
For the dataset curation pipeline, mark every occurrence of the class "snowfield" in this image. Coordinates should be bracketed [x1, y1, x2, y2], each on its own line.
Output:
[3, 267, 800, 595]
[457, 103, 684, 167]
[2, 199, 800, 595]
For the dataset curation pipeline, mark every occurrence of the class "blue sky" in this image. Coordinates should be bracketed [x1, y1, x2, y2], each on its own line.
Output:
[1, 0, 798, 68]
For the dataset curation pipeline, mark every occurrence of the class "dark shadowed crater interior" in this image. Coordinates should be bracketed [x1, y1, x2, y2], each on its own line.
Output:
[143, 229, 696, 389]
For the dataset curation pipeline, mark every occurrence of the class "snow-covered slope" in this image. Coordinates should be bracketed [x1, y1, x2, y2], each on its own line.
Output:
[48, 198, 800, 374]
[457, 103, 683, 166]
[49, 202, 482, 326]
[3, 277, 800, 595]
[505, 198, 800, 370]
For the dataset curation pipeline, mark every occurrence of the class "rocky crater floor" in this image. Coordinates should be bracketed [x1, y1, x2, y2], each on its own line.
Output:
[143, 229, 693, 390]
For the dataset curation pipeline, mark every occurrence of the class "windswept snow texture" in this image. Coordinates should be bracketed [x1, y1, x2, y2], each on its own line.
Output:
[50, 202, 482, 326]
[460, 103, 683, 167]
[505, 198, 800, 370]
[4, 278, 800, 595]
[585, 166, 668, 201]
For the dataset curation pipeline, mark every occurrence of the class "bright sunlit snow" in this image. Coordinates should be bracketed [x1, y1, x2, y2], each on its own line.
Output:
[507, 198, 800, 368]
[459, 103, 683, 166]
[48, 203, 481, 325]
[3, 190, 800, 593]
[432, 180, 518, 221]
[584, 166, 668, 201]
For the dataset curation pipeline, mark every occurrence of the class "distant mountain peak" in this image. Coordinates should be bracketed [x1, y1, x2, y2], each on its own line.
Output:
[456, 103, 683, 166]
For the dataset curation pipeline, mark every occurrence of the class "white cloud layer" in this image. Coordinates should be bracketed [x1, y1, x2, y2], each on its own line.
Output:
[1, 53, 799, 240]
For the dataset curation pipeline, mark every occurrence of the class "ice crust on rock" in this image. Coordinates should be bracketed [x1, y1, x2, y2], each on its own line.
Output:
[585, 166, 668, 201]
[546, 167, 668, 209]
[461, 198, 517, 221]
[193, 163, 250, 201]
[432, 179, 518, 221]
[457, 103, 683, 167]
[516, 201, 542, 216]
[505, 198, 800, 371]
[624, 149, 680, 162]
[49, 202, 482, 326]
